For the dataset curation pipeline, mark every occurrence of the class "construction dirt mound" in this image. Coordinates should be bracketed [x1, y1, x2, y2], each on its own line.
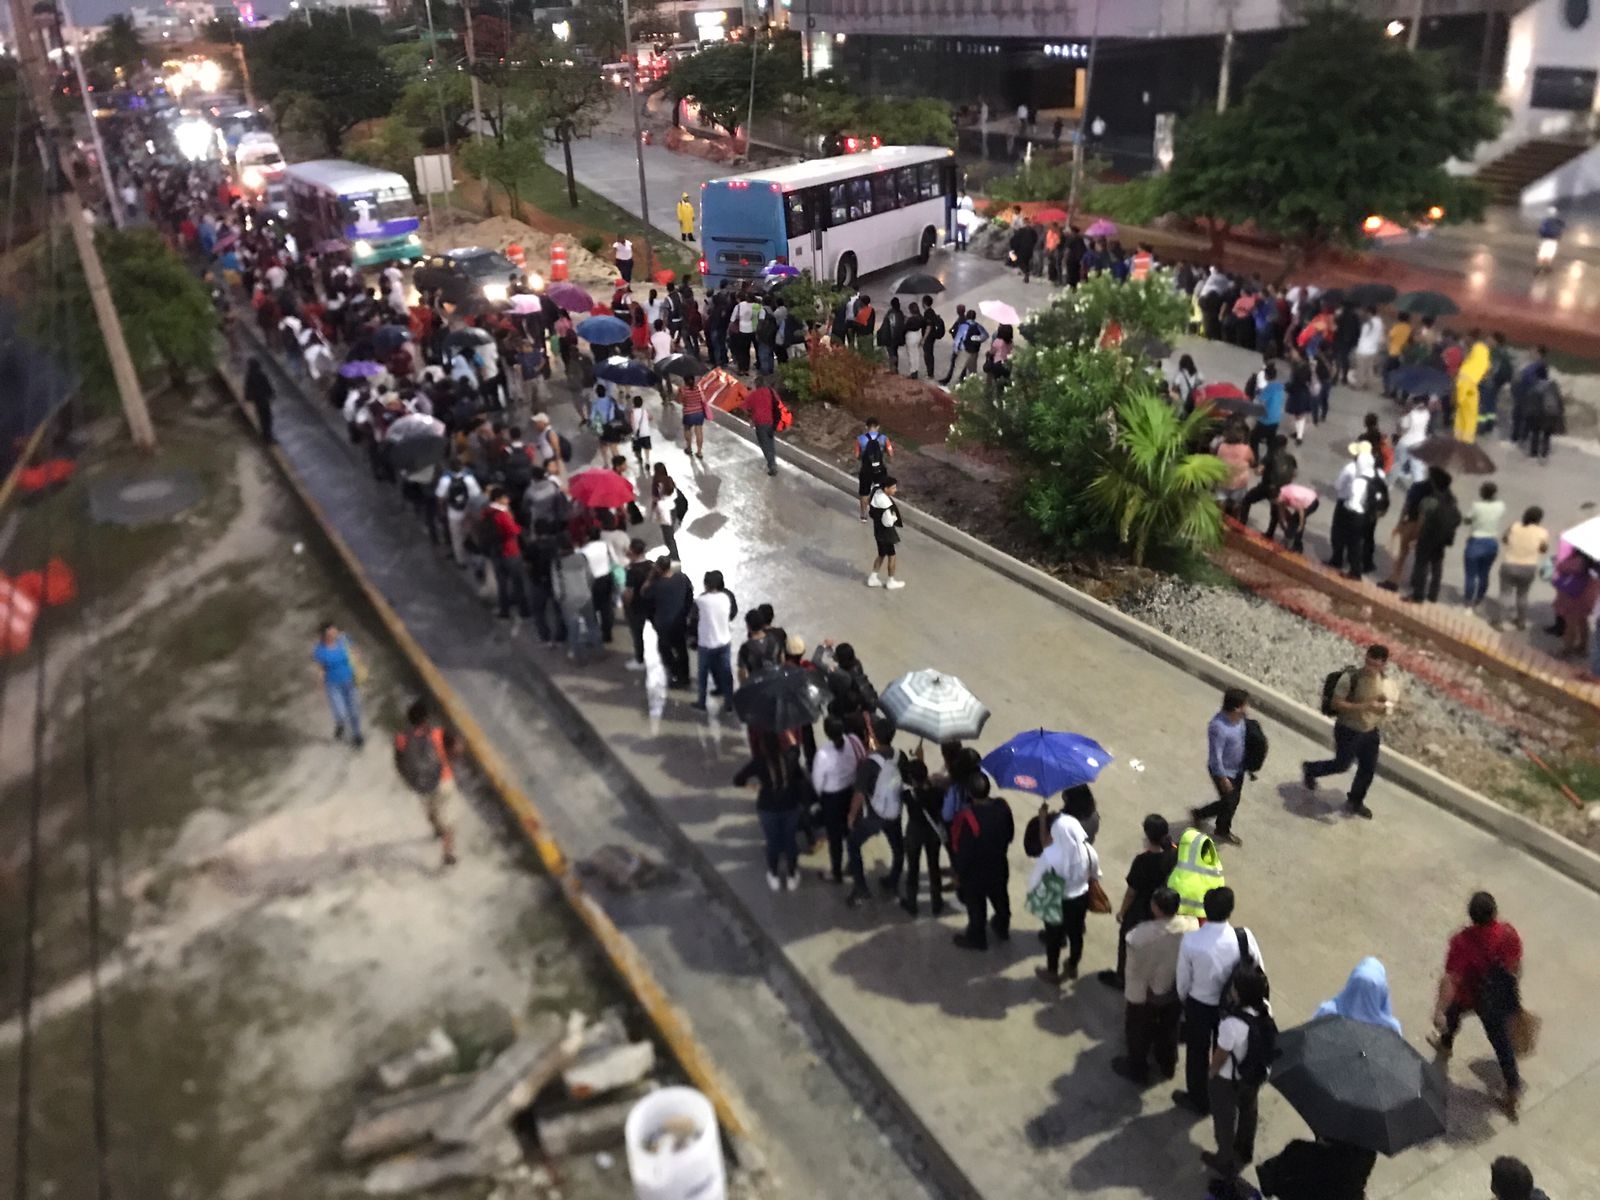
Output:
[425, 214, 618, 288]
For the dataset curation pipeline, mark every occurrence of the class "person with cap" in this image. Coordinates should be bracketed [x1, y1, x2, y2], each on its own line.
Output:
[676, 192, 697, 242]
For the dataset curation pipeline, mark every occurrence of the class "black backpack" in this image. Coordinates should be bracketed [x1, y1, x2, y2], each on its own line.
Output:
[557, 433, 574, 463]
[445, 473, 473, 512]
[927, 311, 946, 341]
[860, 433, 887, 473]
[1242, 718, 1268, 777]
[671, 489, 689, 524]
[1320, 667, 1356, 717]
[1227, 1003, 1279, 1087]
[396, 726, 444, 794]
[962, 324, 985, 354]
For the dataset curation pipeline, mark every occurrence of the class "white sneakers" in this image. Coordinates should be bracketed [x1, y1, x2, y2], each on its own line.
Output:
[866, 573, 882, 588]
[885, 579, 906, 590]
[864, 573, 906, 590]
[785, 872, 800, 892]
[767, 872, 781, 892]
[625, 660, 648, 672]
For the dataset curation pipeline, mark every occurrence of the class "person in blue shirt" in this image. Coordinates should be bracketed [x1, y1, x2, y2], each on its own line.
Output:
[312, 621, 364, 749]
[1192, 687, 1248, 846]
[1250, 364, 1286, 457]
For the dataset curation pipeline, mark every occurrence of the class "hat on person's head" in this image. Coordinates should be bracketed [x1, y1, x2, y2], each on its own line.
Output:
[531, 412, 550, 426]
[785, 633, 806, 657]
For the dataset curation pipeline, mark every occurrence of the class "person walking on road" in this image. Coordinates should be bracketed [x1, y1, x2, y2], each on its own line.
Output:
[1429, 892, 1526, 1120]
[855, 417, 894, 522]
[393, 698, 458, 869]
[245, 357, 275, 443]
[1193, 688, 1249, 847]
[865, 477, 905, 590]
[313, 621, 365, 749]
[650, 463, 687, 562]
[845, 718, 905, 907]
[949, 774, 1014, 950]
[744, 378, 780, 475]
[679, 376, 709, 459]
[1027, 811, 1101, 988]
[676, 192, 696, 242]
[1175, 887, 1265, 1117]
[691, 569, 737, 712]
[1302, 644, 1399, 819]
[1535, 207, 1564, 273]
[1112, 887, 1196, 1085]
[612, 233, 634, 284]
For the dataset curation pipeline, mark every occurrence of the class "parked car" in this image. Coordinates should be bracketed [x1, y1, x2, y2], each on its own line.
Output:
[412, 246, 518, 304]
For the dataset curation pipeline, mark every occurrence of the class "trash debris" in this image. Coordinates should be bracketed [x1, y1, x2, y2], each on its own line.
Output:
[579, 844, 671, 892]
[378, 1027, 458, 1091]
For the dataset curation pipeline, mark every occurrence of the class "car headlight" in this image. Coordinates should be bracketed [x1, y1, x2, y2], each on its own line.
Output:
[482, 282, 509, 302]
[352, 239, 373, 258]
[406, 233, 421, 245]
[241, 166, 263, 189]
[525, 271, 545, 290]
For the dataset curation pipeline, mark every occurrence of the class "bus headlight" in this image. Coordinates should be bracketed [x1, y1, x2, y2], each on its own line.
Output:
[406, 233, 421, 245]
[241, 166, 263, 189]
[482, 282, 509, 302]
[352, 239, 374, 258]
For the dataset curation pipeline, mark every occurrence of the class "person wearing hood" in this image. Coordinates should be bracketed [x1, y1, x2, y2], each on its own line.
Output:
[676, 192, 696, 242]
[1454, 330, 1490, 444]
[1315, 957, 1402, 1033]
[866, 477, 905, 590]
[1027, 813, 1101, 987]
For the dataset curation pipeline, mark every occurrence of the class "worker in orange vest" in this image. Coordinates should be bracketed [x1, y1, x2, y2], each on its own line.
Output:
[1131, 244, 1154, 282]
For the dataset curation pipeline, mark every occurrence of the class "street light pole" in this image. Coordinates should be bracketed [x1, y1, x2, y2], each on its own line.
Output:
[463, 0, 484, 144]
[1216, 0, 1238, 114]
[620, 0, 654, 280]
[1408, 0, 1424, 50]
[59, 0, 122, 228]
[421, 0, 453, 157]
[1066, 0, 1102, 219]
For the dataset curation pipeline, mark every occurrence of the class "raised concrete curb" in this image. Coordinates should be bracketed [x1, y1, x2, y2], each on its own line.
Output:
[711, 407, 1600, 897]
[212, 362, 763, 1160]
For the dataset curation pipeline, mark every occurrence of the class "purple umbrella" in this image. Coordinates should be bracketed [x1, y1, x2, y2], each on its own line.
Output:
[1085, 218, 1118, 238]
[764, 261, 801, 278]
[546, 282, 594, 312]
[338, 360, 385, 379]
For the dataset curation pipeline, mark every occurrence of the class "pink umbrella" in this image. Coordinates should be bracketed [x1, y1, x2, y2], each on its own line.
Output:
[1085, 218, 1118, 238]
[979, 300, 1021, 326]
[510, 294, 542, 314]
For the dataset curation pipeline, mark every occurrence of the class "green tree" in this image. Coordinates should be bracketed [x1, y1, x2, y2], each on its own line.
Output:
[1081, 390, 1229, 566]
[1159, 9, 1503, 266]
[85, 14, 144, 75]
[666, 38, 799, 136]
[246, 18, 400, 152]
[572, 0, 663, 60]
[459, 119, 544, 213]
[346, 117, 424, 186]
[1019, 272, 1190, 357]
[522, 45, 612, 207]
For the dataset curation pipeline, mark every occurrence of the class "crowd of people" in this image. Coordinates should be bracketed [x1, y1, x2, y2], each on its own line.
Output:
[107, 127, 1560, 1200]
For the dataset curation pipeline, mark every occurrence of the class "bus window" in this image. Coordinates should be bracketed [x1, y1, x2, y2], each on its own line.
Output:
[848, 177, 873, 219]
[896, 166, 918, 207]
[829, 182, 849, 226]
[872, 171, 896, 213]
[785, 190, 813, 238]
[918, 162, 940, 200]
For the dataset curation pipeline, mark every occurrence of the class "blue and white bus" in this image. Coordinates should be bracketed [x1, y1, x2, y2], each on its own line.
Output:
[283, 160, 423, 269]
[698, 146, 957, 290]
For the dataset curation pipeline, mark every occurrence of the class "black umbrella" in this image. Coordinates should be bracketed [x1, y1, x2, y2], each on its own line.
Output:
[1123, 332, 1174, 361]
[1208, 395, 1267, 419]
[657, 353, 711, 379]
[1271, 1016, 1448, 1156]
[1392, 290, 1460, 319]
[1346, 282, 1399, 308]
[385, 433, 448, 473]
[895, 272, 945, 295]
[596, 356, 659, 387]
[732, 666, 829, 731]
[1409, 436, 1496, 475]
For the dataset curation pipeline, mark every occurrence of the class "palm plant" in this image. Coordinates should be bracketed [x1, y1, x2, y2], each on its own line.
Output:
[1083, 388, 1229, 566]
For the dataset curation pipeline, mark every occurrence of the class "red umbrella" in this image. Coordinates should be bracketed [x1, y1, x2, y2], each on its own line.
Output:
[653, 268, 677, 285]
[569, 469, 636, 508]
[1034, 207, 1069, 224]
[1195, 382, 1247, 404]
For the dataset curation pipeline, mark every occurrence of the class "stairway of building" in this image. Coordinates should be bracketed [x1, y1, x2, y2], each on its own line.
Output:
[1475, 136, 1593, 206]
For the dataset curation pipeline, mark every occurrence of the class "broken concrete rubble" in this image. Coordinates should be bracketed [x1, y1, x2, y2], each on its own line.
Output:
[534, 1085, 654, 1157]
[378, 1027, 458, 1091]
[342, 1076, 474, 1163]
[433, 1012, 584, 1146]
[362, 1131, 522, 1195]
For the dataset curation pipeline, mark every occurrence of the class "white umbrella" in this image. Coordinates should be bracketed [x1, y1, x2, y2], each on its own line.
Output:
[879, 669, 991, 743]
[979, 300, 1021, 327]
[1559, 515, 1600, 562]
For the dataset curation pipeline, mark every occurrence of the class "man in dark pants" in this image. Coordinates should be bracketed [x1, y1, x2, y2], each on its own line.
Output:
[1193, 688, 1249, 847]
[620, 538, 653, 671]
[1430, 892, 1525, 1121]
[1408, 471, 1459, 603]
[919, 297, 943, 380]
[845, 720, 904, 906]
[1302, 644, 1397, 819]
[950, 775, 1015, 949]
[642, 556, 693, 688]
[1175, 887, 1264, 1117]
[744, 378, 780, 476]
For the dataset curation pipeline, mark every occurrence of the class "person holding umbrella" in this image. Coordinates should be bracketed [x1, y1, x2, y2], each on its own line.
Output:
[1027, 810, 1101, 987]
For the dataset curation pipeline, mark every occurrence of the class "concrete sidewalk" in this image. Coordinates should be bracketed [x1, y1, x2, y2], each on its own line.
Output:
[260, 350, 1599, 1199]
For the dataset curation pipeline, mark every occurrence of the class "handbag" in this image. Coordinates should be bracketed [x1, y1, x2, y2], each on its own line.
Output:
[626, 500, 645, 526]
[1024, 870, 1065, 927]
[349, 646, 370, 688]
[1086, 877, 1112, 915]
[1508, 1008, 1542, 1057]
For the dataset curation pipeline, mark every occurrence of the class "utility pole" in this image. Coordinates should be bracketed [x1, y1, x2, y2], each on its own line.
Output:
[1066, 0, 1102, 218]
[7, 0, 156, 451]
[745, 20, 758, 152]
[1408, 0, 1424, 50]
[421, 0, 453, 156]
[59, 0, 121, 229]
[620, 0, 654, 280]
[463, 1, 484, 143]
[1216, 0, 1238, 114]
[232, 38, 258, 109]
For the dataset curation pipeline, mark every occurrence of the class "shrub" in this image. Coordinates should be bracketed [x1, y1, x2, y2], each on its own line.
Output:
[579, 233, 605, 256]
[805, 340, 880, 408]
[775, 358, 816, 406]
[1020, 270, 1190, 353]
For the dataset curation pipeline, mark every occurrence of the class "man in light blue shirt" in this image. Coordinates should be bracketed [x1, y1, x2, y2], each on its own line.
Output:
[1193, 687, 1249, 846]
[1250, 364, 1286, 456]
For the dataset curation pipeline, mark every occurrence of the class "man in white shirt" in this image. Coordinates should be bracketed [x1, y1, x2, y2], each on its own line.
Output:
[730, 296, 758, 374]
[434, 458, 482, 567]
[649, 319, 673, 361]
[1325, 448, 1375, 581]
[612, 234, 634, 284]
[1174, 887, 1264, 1115]
[1353, 307, 1385, 392]
[691, 569, 737, 712]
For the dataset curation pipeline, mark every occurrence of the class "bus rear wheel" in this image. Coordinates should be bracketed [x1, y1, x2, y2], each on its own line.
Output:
[917, 228, 936, 264]
[835, 253, 857, 290]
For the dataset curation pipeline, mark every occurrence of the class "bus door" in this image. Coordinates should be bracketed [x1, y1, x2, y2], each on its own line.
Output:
[785, 187, 824, 280]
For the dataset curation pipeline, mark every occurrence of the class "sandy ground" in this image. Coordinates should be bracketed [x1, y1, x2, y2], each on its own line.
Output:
[0, 391, 627, 1199]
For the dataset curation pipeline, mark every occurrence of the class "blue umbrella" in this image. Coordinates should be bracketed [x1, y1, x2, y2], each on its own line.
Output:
[576, 314, 631, 344]
[981, 729, 1113, 797]
[764, 261, 801, 278]
[373, 324, 410, 354]
[338, 360, 385, 379]
[1386, 365, 1452, 397]
[596, 356, 659, 387]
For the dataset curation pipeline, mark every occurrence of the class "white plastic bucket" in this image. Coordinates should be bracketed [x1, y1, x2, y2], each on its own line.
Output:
[624, 1086, 726, 1200]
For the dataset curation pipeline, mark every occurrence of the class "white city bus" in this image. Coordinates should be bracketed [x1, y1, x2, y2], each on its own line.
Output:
[698, 146, 957, 290]
[283, 160, 423, 269]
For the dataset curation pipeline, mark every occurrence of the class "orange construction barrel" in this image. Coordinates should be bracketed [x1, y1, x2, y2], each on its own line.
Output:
[506, 242, 526, 268]
[551, 241, 569, 283]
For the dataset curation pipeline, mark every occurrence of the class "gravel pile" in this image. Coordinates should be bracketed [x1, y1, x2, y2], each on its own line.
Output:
[1116, 578, 1524, 768]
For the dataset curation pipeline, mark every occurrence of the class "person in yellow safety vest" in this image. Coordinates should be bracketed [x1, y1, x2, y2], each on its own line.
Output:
[676, 193, 696, 243]
[1131, 244, 1154, 282]
[1167, 827, 1224, 919]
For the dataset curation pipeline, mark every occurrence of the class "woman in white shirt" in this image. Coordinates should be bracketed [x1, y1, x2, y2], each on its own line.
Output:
[1461, 480, 1507, 608]
[1170, 355, 1203, 414]
[1393, 397, 1431, 485]
[1029, 813, 1100, 987]
[630, 396, 655, 471]
[578, 527, 620, 646]
[811, 717, 865, 884]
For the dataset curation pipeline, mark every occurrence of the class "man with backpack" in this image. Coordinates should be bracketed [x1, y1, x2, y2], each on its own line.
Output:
[1175, 887, 1266, 1117]
[1302, 643, 1399, 819]
[919, 296, 945, 381]
[1407, 468, 1459, 604]
[943, 313, 988, 387]
[855, 418, 894, 522]
[845, 718, 905, 907]
[1193, 687, 1250, 847]
[876, 297, 908, 374]
[393, 698, 458, 869]
[1206, 962, 1275, 1178]
[434, 457, 482, 568]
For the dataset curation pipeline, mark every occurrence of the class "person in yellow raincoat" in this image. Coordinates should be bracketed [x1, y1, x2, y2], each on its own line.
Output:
[1454, 331, 1489, 443]
[676, 193, 696, 242]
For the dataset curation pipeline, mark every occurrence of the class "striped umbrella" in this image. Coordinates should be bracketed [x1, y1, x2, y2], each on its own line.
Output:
[879, 669, 990, 743]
